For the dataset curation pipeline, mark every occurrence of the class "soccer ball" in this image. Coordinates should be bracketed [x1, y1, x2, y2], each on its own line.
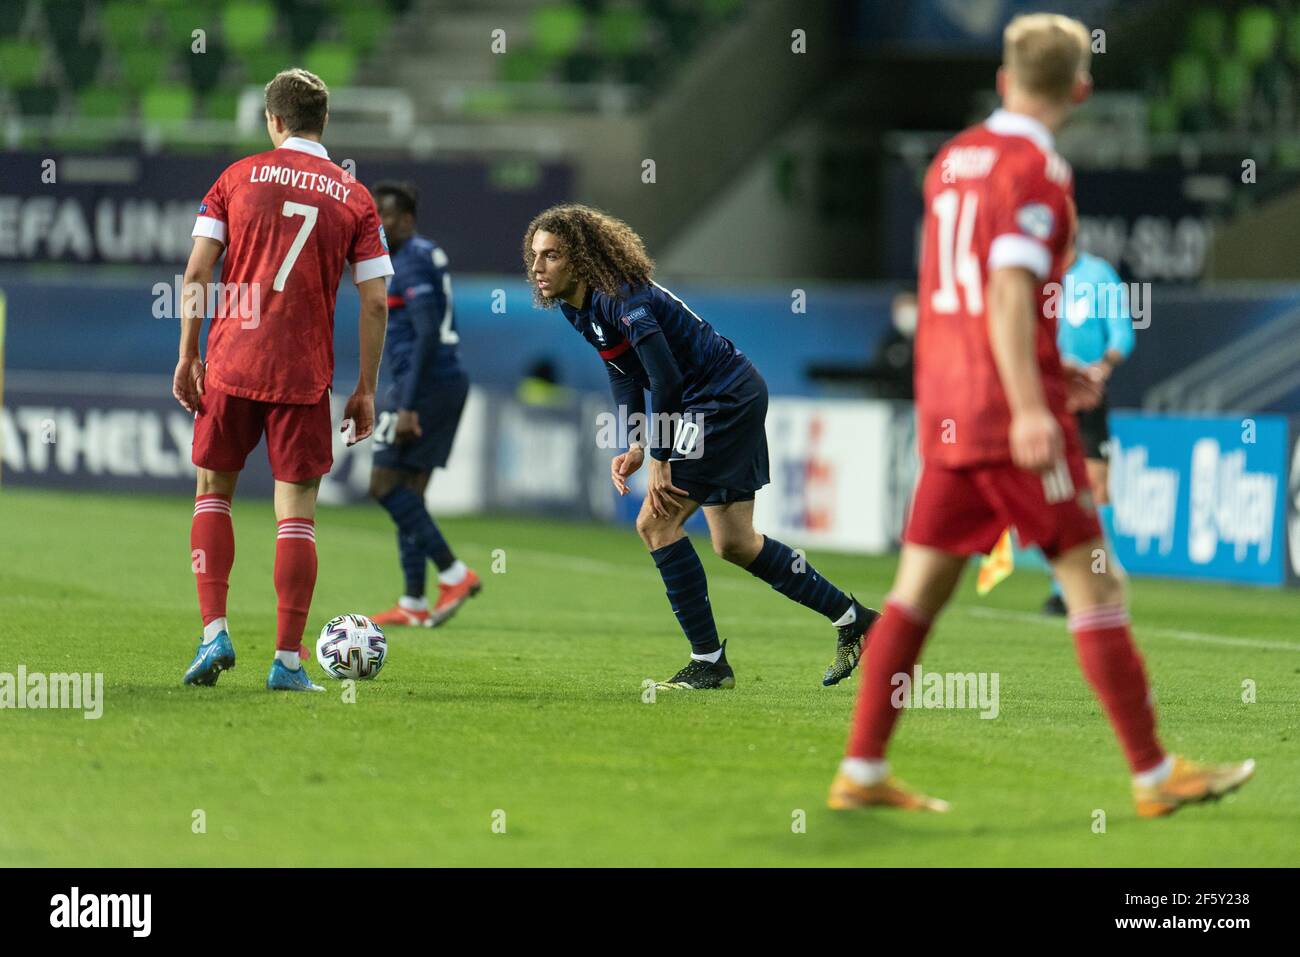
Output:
[316, 614, 387, 680]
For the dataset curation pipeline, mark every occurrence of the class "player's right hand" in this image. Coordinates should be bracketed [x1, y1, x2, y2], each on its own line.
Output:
[611, 445, 644, 495]
[1009, 407, 1062, 473]
[172, 355, 205, 413]
[341, 389, 375, 446]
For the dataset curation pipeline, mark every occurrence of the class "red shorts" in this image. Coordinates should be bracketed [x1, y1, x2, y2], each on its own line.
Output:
[903, 442, 1102, 560]
[192, 385, 333, 482]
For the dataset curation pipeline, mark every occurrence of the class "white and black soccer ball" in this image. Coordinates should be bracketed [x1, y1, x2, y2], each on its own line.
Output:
[316, 614, 387, 680]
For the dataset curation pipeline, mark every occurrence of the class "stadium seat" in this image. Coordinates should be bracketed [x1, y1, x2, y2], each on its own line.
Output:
[1236, 6, 1278, 68]
[499, 48, 553, 84]
[222, 0, 276, 54]
[202, 86, 240, 121]
[340, 6, 391, 56]
[1169, 51, 1210, 108]
[303, 42, 357, 86]
[78, 85, 130, 119]
[1213, 57, 1251, 121]
[118, 45, 165, 92]
[141, 85, 194, 124]
[1147, 96, 1180, 135]
[0, 40, 43, 86]
[240, 44, 293, 86]
[1185, 7, 1227, 58]
[532, 4, 585, 58]
[595, 5, 650, 59]
[1284, 12, 1300, 65]
[102, 0, 150, 51]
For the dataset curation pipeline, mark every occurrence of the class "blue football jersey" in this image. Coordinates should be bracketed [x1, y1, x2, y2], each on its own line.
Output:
[383, 234, 462, 408]
[559, 281, 752, 405]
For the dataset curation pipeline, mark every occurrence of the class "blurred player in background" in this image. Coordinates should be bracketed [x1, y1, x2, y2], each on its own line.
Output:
[366, 181, 479, 628]
[525, 205, 877, 689]
[174, 68, 392, 692]
[829, 14, 1253, 816]
[1041, 200, 1133, 615]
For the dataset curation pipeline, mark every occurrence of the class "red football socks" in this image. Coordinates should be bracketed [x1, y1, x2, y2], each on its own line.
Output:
[191, 494, 234, 625]
[274, 517, 318, 653]
[845, 598, 933, 760]
[1069, 605, 1165, 773]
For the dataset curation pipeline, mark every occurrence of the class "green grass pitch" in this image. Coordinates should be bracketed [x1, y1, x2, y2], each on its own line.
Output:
[1, 487, 1296, 866]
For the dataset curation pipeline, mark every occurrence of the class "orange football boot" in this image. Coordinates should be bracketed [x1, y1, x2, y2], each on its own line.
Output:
[430, 569, 482, 626]
[370, 604, 435, 627]
[827, 772, 951, 812]
[1133, 755, 1255, 818]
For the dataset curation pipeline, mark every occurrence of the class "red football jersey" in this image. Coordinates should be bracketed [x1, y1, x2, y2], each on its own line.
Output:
[192, 137, 393, 404]
[914, 109, 1075, 468]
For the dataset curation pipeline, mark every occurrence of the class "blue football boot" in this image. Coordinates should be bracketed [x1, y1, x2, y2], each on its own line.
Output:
[183, 631, 236, 686]
[266, 658, 325, 692]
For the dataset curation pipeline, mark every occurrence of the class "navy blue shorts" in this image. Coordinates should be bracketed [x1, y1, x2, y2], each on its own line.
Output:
[668, 367, 770, 506]
[373, 371, 469, 474]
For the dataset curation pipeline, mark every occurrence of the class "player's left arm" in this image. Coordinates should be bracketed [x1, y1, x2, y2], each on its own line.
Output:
[394, 256, 452, 443]
[1096, 260, 1133, 380]
[629, 329, 689, 516]
[172, 236, 224, 412]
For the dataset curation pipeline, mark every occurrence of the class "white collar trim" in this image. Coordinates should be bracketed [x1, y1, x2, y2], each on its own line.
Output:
[985, 109, 1054, 153]
[279, 136, 329, 159]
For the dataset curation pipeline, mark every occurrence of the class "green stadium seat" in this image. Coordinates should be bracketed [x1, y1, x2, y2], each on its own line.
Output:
[461, 87, 512, 116]
[102, 0, 151, 51]
[1284, 12, 1300, 65]
[1212, 57, 1251, 119]
[0, 40, 42, 85]
[302, 42, 356, 86]
[498, 47, 552, 84]
[1147, 96, 1180, 135]
[532, 4, 585, 58]
[60, 39, 102, 89]
[15, 84, 60, 116]
[78, 85, 130, 119]
[222, 0, 276, 54]
[202, 86, 240, 121]
[239, 43, 293, 86]
[340, 6, 390, 56]
[1169, 51, 1210, 107]
[1185, 7, 1227, 57]
[595, 5, 649, 58]
[163, 3, 219, 50]
[1236, 6, 1277, 67]
[141, 85, 194, 124]
[118, 45, 165, 92]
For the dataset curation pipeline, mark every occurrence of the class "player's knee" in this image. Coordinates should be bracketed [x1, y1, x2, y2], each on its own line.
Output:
[712, 534, 756, 566]
[635, 512, 674, 550]
[368, 472, 395, 501]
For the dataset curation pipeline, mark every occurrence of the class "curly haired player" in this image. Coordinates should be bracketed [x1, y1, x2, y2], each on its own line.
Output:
[524, 204, 877, 689]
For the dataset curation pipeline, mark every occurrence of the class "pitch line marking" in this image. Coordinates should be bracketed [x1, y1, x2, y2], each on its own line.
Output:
[966, 606, 1300, 653]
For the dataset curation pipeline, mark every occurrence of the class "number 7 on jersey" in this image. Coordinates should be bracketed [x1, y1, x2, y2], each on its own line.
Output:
[273, 201, 319, 292]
